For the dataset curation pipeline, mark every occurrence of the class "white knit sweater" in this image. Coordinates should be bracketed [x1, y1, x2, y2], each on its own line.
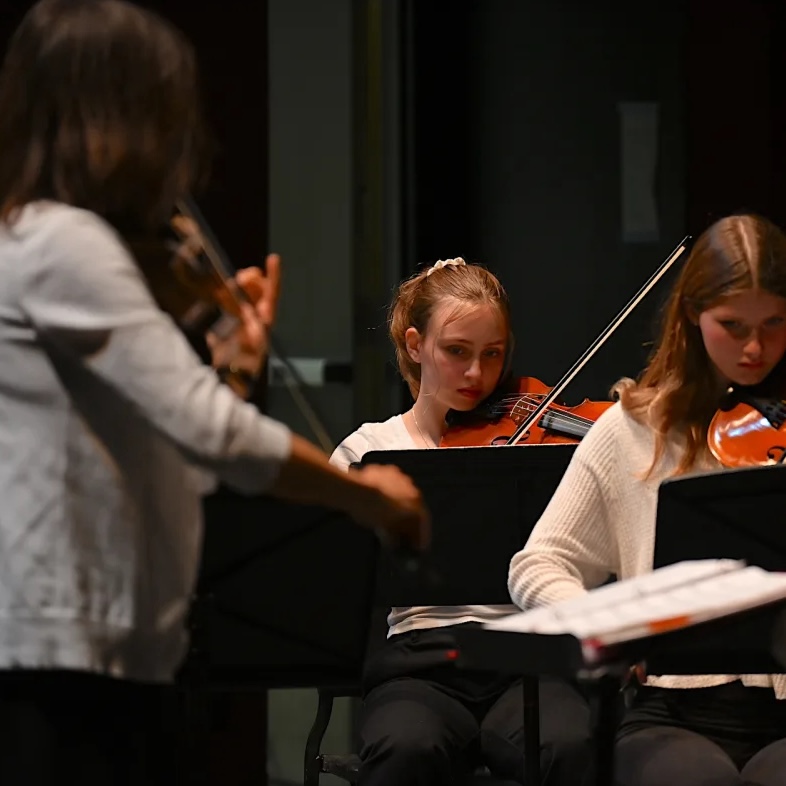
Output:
[508, 401, 786, 698]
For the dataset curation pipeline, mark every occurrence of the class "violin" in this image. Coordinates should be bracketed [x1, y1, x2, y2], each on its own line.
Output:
[708, 384, 786, 467]
[128, 197, 337, 450]
[440, 376, 613, 447]
[439, 235, 693, 449]
[131, 196, 249, 341]
[128, 196, 281, 397]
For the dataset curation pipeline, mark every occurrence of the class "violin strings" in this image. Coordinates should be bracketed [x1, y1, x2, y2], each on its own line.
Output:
[486, 393, 594, 429]
[486, 401, 589, 421]
[514, 402, 593, 429]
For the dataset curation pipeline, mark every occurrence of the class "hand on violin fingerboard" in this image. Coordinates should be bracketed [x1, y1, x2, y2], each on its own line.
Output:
[237, 253, 281, 333]
[208, 254, 282, 399]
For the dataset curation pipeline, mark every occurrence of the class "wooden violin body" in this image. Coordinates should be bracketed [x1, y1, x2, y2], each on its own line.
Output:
[440, 376, 613, 448]
[708, 388, 786, 467]
[128, 199, 245, 342]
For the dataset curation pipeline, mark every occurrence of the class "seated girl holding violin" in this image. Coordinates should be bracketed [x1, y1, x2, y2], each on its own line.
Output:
[508, 213, 786, 786]
[331, 258, 592, 786]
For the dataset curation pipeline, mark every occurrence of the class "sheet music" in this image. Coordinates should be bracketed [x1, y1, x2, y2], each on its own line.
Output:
[487, 560, 786, 646]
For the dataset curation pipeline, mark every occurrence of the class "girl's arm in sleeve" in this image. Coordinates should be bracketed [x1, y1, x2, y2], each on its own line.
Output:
[508, 414, 620, 609]
[19, 209, 292, 494]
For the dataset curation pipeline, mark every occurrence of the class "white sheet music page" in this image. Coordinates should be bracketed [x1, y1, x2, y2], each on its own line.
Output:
[489, 560, 786, 647]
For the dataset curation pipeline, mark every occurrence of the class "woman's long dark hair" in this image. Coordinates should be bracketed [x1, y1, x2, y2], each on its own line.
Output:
[0, 0, 209, 232]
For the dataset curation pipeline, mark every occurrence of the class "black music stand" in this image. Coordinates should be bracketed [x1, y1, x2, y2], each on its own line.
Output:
[360, 444, 577, 606]
[170, 490, 380, 786]
[654, 462, 786, 572]
[183, 489, 380, 688]
[360, 444, 576, 786]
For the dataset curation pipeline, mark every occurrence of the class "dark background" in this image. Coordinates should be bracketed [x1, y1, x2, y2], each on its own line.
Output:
[2, 0, 784, 400]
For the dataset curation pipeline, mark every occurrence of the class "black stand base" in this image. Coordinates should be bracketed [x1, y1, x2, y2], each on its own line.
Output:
[587, 673, 624, 786]
[522, 676, 541, 785]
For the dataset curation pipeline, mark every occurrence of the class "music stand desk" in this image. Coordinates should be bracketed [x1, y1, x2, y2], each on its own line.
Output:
[360, 444, 577, 607]
[654, 462, 786, 572]
[185, 491, 380, 690]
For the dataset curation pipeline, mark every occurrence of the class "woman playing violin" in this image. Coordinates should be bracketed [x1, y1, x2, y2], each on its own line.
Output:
[0, 2, 428, 784]
[331, 258, 592, 786]
[509, 213, 786, 786]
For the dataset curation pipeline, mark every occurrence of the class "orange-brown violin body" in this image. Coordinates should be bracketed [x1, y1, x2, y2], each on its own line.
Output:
[440, 376, 613, 448]
[131, 211, 244, 338]
[708, 391, 786, 468]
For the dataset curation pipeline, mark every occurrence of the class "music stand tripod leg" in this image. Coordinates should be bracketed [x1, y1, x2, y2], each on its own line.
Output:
[589, 674, 621, 786]
[522, 675, 541, 785]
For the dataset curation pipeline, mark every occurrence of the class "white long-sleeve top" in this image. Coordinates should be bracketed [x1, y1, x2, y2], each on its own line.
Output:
[0, 201, 292, 683]
[508, 401, 786, 698]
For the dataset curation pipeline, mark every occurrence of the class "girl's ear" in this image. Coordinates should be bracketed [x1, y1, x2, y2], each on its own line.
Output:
[405, 327, 422, 363]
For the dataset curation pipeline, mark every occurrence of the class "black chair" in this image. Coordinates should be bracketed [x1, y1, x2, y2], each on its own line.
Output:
[303, 684, 361, 786]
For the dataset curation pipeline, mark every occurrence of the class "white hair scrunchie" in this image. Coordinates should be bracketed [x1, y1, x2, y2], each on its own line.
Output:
[425, 257, 467, 277]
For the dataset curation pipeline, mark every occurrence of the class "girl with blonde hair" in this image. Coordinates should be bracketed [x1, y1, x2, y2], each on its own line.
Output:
[332, 258, 592, 786]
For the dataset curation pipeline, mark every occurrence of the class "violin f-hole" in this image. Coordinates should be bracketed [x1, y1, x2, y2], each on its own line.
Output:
[492, 435, 515, 445]
[767, 446, 786, 464]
